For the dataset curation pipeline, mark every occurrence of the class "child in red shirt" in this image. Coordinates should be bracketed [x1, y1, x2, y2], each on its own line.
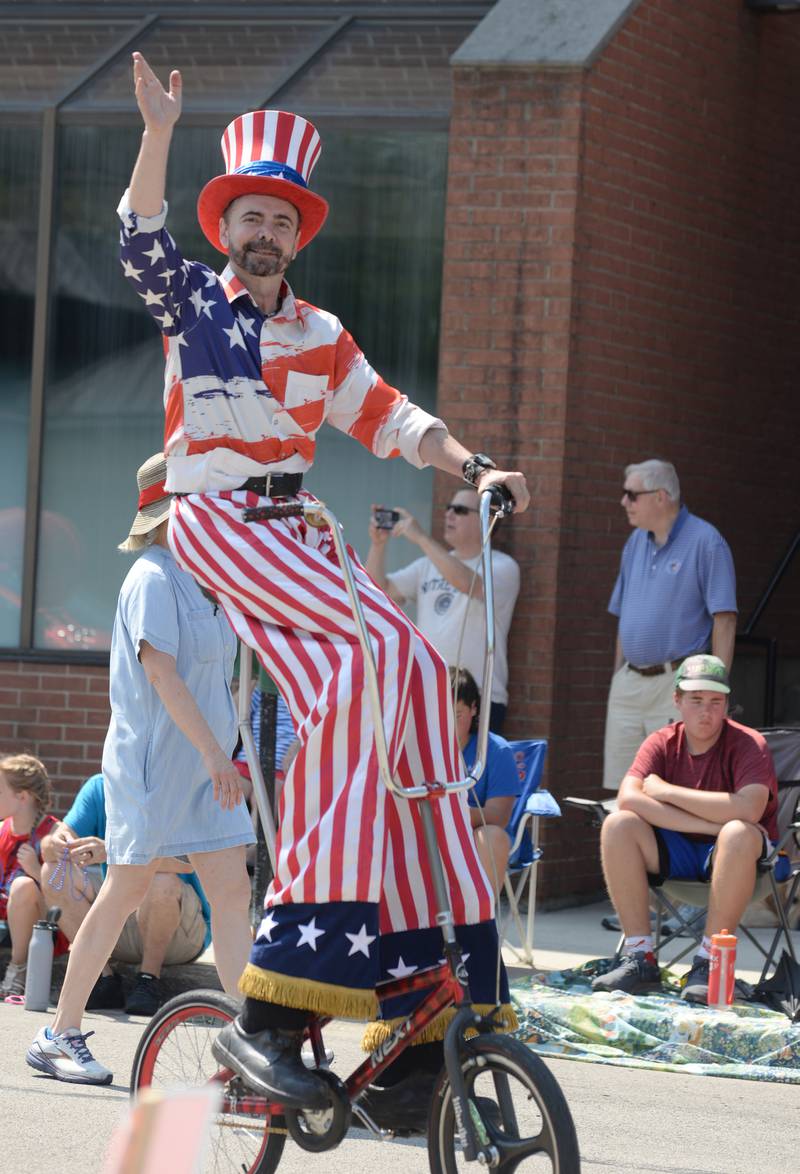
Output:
[0, 754, 62, 999]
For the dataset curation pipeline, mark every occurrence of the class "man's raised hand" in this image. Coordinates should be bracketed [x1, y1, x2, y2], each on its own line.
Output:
[133, 51, 182, 131]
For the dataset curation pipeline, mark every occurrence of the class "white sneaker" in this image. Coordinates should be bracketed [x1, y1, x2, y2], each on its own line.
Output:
[26, 1026, 113, 1085]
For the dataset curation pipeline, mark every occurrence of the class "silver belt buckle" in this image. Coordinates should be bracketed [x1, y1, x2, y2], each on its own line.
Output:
[264, 474, 273, 496]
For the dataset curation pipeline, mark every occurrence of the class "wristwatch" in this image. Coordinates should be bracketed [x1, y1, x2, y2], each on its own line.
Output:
[462, 452, 496, 487]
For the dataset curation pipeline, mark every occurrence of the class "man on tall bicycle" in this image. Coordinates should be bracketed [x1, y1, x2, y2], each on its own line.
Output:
[100, 54, 530, 1112]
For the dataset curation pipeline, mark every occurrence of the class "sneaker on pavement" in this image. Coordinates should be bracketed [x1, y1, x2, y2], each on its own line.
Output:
[1, 961, 27, 998]
[86, 972, 125, 1011]
[124, 972, 164, 1017]
[26, 1026, 113, 1085]
[682, 955, 710, 1005]
[591, 951, 662, 995]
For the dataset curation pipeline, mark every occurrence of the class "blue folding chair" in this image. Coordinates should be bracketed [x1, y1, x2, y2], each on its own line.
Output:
[500, 739, 559, 966]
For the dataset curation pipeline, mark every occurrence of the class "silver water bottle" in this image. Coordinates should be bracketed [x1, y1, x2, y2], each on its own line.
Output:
[24, 906, 61, 1012]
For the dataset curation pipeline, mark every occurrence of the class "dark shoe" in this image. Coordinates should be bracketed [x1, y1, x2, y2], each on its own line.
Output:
[682, 955, 710, 1005]
[212, 1019, 329, 1110]
[592, 952, 662, 995]
[86, 972, 125, 1011]
[125, 973, 165, 1017]
[359, 1071, 436, 1134]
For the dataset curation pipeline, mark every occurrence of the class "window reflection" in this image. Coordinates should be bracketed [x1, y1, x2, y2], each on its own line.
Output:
[0, 128, 39, 648]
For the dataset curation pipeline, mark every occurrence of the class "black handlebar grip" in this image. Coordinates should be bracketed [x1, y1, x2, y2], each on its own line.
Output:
[487, 483, 515, 516]
[242, 502, 306, 522]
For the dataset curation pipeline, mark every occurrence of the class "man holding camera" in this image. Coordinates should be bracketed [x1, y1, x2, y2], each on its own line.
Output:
[366, 486, 520, 733]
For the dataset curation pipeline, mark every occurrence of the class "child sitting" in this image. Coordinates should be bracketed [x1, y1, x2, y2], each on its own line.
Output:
[0, 754, 66, 999]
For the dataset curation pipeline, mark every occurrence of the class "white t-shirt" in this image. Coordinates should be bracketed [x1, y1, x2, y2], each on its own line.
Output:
[387, 549, 520, 705]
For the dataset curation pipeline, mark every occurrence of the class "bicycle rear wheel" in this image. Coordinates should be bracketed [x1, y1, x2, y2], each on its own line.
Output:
[428, 1034, 580, 1173]
[130, 989, 286, 1174]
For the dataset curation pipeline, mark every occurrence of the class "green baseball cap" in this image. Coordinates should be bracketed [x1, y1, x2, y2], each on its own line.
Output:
[674, 654, 730, 694]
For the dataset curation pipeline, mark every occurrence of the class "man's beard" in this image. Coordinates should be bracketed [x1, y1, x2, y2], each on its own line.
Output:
[230, 240, 292, 277]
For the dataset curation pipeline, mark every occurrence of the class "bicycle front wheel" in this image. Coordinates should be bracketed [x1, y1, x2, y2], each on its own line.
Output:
[428, 1034, 580, 1174]
[130, 988, 286, 1174]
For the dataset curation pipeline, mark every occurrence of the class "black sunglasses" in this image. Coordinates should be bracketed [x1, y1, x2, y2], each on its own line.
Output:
[445, 503, 478, 515]
[622, 488, 660, 503]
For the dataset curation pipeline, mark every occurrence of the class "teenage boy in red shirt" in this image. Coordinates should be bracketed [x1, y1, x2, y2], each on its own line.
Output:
[592, 655, 779, 1004]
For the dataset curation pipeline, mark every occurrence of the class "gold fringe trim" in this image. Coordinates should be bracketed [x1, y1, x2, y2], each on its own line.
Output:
[238, 963, 379, 1020]
[361, 1002, 518, 1051]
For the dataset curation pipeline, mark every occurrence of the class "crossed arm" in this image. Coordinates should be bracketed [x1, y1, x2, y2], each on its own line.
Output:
[619, 774, 769, 838]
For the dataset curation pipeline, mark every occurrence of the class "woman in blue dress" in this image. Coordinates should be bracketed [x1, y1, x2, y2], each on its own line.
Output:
[27, 453, 255, 1085]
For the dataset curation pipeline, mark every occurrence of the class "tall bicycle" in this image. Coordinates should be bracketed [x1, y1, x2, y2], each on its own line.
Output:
[130, 489, 581, 1173]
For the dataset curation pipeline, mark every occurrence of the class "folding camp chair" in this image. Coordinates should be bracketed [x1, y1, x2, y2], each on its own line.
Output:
[499, 739, 561, 966]
[564, 726, 800, 982]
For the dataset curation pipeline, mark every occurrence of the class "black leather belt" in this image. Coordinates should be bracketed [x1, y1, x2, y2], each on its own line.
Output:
[239, 473, 303, 497]
[628, 658, 684, 677]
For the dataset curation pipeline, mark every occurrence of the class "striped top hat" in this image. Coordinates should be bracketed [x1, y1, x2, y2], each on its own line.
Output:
[197, 110, 329, 254]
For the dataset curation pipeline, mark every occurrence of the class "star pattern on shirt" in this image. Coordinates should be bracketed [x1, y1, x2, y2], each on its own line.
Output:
[142, 239, 166, 265]
[121, 259, 143, 282]
[189, 287, 216, 320]
[297, 917, 325, 951]
[223, 322, 246, 350]
[259, 910, 279, 941]
[344, 924, 377, 958]
[236, 311, 257, 338]
[156, 266, 176, 283]
[157, 310, 175, 330]
[172, 331, 190, 348]
[386, 956, 417, 979]
[139, 288, 166, 307]
[204, 269, 219, 288]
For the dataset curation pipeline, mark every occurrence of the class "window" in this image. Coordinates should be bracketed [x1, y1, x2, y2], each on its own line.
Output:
[0, 128, 40, 648]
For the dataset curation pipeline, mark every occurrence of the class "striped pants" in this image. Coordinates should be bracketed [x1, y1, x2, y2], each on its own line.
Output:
[169, 490, 512, 1033]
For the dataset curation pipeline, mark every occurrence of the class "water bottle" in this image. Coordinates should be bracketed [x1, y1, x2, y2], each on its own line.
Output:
[24, 906, 61, 1012]
[707, 928, 737, 1008]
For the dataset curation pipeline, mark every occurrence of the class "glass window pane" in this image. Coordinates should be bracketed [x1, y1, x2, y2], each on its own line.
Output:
[65, 19, 334, 113]
[0, 127, 40, 648]
[36, 122, 447, 649]
[0, 22, 134, 108]
[282, 20, 476, 111]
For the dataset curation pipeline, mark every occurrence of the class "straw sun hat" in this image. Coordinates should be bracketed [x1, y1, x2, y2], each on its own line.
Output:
[118, 452, 171, 551]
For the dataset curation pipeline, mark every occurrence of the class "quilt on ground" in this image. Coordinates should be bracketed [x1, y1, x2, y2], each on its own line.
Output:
[511, 961, 800, 1083]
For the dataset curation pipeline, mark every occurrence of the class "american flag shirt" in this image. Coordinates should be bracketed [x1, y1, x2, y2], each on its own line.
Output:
[117, 192, 445, 494]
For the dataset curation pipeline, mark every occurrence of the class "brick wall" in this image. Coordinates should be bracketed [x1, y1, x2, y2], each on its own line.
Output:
[437, 63, 584, 782]
[0, 661, 109, 815]
[445, 0, 800, 901]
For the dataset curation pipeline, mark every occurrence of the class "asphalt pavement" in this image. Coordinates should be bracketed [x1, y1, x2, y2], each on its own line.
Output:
[1, 899, 798, 1174]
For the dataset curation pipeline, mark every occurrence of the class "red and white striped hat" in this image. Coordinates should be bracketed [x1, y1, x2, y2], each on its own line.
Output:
[197, 110, 329, 254]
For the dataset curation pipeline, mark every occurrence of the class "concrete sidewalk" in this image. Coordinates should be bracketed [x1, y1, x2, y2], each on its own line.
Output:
[497, 894, 800, 983]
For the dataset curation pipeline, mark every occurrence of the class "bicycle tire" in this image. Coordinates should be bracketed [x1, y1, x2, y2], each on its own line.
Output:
[130, 988, 286, 1174]
[427, 1033, 580, 1174]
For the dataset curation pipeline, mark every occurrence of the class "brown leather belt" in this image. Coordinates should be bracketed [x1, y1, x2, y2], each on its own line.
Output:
[628, 659, 684, 677]
[239, 473, 303, 496]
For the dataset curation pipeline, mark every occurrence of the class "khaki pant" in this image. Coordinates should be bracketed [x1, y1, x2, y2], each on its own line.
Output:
[603, 664, 678, 791]
[84, 868, 206, 966]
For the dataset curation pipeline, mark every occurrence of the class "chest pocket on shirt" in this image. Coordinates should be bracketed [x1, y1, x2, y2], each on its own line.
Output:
[187, 608, 222, 664]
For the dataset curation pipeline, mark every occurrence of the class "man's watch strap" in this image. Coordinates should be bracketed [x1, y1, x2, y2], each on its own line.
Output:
[462, 453, 497, 486]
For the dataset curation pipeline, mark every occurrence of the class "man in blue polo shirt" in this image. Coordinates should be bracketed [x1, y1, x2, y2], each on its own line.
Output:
[40, 773, 211, 1016]
[603, 460, 737, 791]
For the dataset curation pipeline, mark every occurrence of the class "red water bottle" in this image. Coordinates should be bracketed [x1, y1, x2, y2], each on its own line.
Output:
[707, 929, 737, 1008]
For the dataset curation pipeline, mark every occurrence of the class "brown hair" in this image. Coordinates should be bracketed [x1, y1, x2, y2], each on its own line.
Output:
[449, 666, 481, 734]
[0, 753, 53, 817]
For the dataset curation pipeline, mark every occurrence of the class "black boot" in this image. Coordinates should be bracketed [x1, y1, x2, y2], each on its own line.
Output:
[212, 1018, 329, 1109]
